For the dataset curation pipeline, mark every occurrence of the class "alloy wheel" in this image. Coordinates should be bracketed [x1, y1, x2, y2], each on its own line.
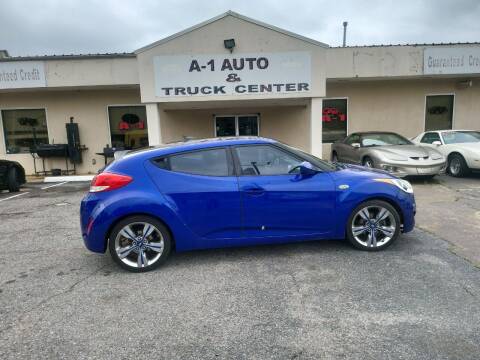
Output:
[363, 159, 374, 168]
[449, 158, 461, 175]
[351, 206, 397, 248]
[114, 222, 165, 268]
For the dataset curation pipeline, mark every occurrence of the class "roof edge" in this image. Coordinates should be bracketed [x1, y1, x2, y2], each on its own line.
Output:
[134, 10, 329, 54]
[331, 42, 480, 49]
[0, 53, 135, 62]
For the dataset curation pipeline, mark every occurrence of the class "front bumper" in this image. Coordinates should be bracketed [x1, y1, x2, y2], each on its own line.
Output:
[398, 191, 416, 233]
[378, 161, 446, 178]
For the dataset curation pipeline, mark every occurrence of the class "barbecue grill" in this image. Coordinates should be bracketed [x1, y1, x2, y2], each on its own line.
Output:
[35, 144, 69, 158]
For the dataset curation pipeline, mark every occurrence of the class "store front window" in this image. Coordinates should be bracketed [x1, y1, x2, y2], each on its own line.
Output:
[425, 95, 454, 131]
[108, 106, 148, 149]
[215, 115, 259, 137]
[1, 109, 49, 154]
[322, 98, 347, 143]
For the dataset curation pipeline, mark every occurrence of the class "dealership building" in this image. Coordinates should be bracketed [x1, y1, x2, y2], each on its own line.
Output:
[1, 11, 480, 175]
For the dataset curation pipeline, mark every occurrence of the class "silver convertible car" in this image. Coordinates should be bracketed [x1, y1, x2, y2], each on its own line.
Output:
[331, 132, 446, 178]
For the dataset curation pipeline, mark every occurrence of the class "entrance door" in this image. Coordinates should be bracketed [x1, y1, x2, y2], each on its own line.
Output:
[215, 115, 259, 137]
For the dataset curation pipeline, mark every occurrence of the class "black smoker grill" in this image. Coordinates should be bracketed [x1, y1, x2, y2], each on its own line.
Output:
[36, 144, 69, 158]
[32, 118, 87, 176]
[34, 143, 73, 176]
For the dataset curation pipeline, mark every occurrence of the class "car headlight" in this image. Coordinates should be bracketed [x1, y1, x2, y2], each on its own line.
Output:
[374, 178, 414, 193]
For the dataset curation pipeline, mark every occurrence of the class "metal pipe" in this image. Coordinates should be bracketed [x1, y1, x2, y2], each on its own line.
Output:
[342, 21, 348, 47]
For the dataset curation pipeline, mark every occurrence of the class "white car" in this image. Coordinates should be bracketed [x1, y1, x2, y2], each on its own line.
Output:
[412, 130, 480, 177]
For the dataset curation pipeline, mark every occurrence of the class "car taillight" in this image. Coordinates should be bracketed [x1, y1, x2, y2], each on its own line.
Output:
[89, 172, 133, 192]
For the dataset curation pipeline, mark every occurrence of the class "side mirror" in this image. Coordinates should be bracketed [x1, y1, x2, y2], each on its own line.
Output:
[432, 141, 442, 146]
[351, 143, 361, 148]
[299, 161, 318, 176]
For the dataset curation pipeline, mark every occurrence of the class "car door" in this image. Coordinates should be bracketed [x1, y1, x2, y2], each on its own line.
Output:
[419, 132, 446, 155]
[232, 144, 336, 240]
[146, 147, 242, 240]
[339, 134, 361, 163]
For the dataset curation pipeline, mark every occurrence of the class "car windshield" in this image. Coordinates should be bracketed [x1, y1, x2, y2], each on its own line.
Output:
[360, 133, 412, 147]
[441, 131, 480, 144]
[277, 143, 338, 171]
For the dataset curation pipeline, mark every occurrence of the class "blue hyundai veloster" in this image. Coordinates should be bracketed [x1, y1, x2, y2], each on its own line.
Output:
[81, 137, 415, 272]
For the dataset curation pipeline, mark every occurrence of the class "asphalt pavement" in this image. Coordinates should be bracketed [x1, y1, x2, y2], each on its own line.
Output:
[0, 181, 479, 359]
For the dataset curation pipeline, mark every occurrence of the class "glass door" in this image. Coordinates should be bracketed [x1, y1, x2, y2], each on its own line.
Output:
[215, 115, 259, 137]
[215, 116, 236, 136]
[238, 116, 259, 136]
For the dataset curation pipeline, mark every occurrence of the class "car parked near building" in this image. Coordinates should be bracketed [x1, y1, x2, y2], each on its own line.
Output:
[331, 132, 446, 178]
[0, 159, 26, 192]
[412, 130, 480, 177]
[81, 137, 416, 272]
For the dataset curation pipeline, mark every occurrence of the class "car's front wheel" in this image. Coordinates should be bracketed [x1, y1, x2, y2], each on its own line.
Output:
[362, 157, 375, 168]
[346, 200, 400, 251]
[109, 215, 172, 272]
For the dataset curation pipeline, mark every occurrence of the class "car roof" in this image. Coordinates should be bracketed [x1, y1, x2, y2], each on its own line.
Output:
[349, 131, 405, 137]
[351, 131, 401, 135]
[430, 129, 477, 133]
[121, 136, 276, 160]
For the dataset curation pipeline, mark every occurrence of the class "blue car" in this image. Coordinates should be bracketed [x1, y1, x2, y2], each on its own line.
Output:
[81, 137, 415, 272]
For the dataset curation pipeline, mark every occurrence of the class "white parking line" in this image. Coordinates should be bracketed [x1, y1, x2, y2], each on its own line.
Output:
[41, 181, 69, 190]
[0, 192, 30, 202]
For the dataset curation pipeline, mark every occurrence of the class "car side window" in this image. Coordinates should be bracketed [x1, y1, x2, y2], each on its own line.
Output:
[420, 132, 441, 144]
[345, 134, 360, 145]
[166, 148, 230, 176]
[234, 145, 303, 175]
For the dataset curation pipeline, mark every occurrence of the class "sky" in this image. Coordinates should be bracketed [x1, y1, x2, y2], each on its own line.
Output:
[1, 0, 480, 57]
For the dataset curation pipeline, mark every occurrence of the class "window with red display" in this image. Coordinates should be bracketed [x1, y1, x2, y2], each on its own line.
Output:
[108, 106, 148, 149]
[322, 99, 347, 142]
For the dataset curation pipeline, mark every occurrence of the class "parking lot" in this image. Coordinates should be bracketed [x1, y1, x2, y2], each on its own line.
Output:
[1, 176, 479, 359]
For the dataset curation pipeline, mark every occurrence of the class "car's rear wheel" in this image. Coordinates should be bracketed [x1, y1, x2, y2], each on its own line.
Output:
[362, 157, 375, 168]
[7, 167, 20, 192]
[447, 154, 469, 177]
[109, 215, 171, 272]
[346, 200, 400, 251]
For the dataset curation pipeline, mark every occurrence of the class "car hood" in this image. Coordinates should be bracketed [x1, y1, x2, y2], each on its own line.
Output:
[332, 163, 394, 179]
[369, 144, 433, 158]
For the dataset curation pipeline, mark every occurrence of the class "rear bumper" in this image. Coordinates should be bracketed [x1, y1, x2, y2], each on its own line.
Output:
[80, 195, 110, 253]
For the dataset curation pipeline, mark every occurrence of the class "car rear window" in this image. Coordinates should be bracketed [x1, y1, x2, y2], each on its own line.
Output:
[153, 148, 230, 176]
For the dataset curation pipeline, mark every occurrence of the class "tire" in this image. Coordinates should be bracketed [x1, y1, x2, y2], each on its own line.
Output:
[7, 167, 20, 192]
[108, 215, 172, 272]
[362, 157, 375, 168]
[331, 152, 338, 162]
[447, 154, 469, 177]
[346, 200, 401, 251]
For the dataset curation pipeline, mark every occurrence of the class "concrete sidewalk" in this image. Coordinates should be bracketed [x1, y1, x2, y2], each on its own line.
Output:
[412, 173, 480, 267]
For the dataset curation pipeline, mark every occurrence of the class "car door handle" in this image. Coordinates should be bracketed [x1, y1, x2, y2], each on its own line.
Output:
[242, 184, 265, 195]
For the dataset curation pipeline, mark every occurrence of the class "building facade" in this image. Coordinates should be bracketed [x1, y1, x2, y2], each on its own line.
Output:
[1, 11, 479, 175]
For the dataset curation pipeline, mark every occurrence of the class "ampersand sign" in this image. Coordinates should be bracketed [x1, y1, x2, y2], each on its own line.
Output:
[226, 73, 241, 82]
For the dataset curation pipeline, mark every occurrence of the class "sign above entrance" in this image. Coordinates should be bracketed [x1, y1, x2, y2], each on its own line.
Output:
[424, 47, 480, 75]
[153, 51, 311, 97]
[0, 61, 46, 89]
